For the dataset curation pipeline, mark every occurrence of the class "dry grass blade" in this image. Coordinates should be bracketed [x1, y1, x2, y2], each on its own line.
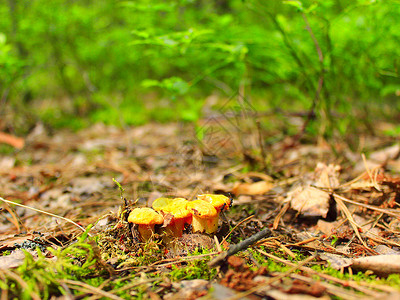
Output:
[361, 153, 381, 191]
[0, 269, 41, 300]
[332, 194, 369, 249]
[214, 235, 222, 252]
[151, 251, 219, 268]
[285, 237, 318, 247]
[110, 278, 160, 295]
[273, 240, 297, 259]
[273, 202, 290, 230]
[0, 204, 22, 232]
[0, 196, 87, 234]
[61, 279, 124, 300]
[333, 193, 400, 219]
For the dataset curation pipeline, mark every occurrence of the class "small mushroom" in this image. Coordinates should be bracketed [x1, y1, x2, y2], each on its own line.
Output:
[152, 197, 174, 211]
[187, 200, 218, 234]
[128, 207, 164, 242]
[162, 198, 192, 237]
[197, 194, 232, 214]
[153, 198, 191, 239]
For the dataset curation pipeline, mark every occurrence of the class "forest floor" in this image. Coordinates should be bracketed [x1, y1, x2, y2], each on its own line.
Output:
[1, 105, 400, 299]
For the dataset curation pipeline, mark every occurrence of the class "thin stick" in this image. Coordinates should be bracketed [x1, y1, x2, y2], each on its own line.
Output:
[274, 240, 297, 260]
[208, 227, 271, 267]
[0, 196, 87, 233]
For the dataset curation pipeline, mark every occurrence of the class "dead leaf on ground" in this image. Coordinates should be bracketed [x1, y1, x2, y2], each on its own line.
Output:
[287, 186, 331, 218]
[284, 163, 340, 218]
[314, 163, 341, 189]
[164, 279, 209, 300]
[0, 132, 25, 149]
[374, 245, 400, 255]
[319, 253, 353, 270]
[0, 249, 38, 269]
[232, 180, 274, 196]
[354, 144, 400, 173]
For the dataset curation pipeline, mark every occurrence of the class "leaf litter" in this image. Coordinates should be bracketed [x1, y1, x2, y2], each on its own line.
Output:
[1, 114, 400, 299]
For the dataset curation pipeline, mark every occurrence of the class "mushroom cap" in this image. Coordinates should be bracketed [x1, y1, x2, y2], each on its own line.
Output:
[152, 197, 174, 211]
[198, 194, 231, 210]
[128, 207, 164, 225]
[163, 198, 191, 219]
[187, 200, 217, 218]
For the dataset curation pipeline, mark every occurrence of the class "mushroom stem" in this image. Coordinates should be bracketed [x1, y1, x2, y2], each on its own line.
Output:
[192, 215, 218, 234]
[170, 219, 186, 237]
[160, 219, 187, 245]
[137, 224, 156, 242]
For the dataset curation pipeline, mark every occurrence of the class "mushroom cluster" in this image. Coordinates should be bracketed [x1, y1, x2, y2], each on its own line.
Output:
[127, 194, 232, 242]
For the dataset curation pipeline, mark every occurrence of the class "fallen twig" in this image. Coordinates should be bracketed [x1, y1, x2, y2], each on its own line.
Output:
[208, 227, 271, 267]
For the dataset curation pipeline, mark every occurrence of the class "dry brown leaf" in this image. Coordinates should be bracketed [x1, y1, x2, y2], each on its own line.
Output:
[287, 186, 331, 218]
[369, 144, 400, 163]
[319, 253, 353, 270]
[314, 163, 340, 189]
[375, 245, 400, 255]
[316, 220, 341, 235]
[0, 132, 25, 149]
[232, 180, 274, 196]
[353, 144, 400, 173]
[0, 249, 37, 269]
[165, 279, 210, 300]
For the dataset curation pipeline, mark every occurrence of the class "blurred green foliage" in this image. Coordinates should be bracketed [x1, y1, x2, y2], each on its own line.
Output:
[0, 0, 399, 133]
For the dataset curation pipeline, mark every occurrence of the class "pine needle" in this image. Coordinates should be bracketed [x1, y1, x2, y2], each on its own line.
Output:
[0, 196, 88, 234]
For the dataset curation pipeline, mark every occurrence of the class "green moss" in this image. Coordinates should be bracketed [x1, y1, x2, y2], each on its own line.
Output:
[169, 259, 217, 282]
[0, 144, 15, 155]
[169, 249, 218, 282]
[0, 226, 105, 298]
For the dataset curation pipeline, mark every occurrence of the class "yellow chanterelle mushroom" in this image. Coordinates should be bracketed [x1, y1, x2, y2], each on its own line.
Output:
[128, 207, 164, 242]
[187, 200, 218, 234]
